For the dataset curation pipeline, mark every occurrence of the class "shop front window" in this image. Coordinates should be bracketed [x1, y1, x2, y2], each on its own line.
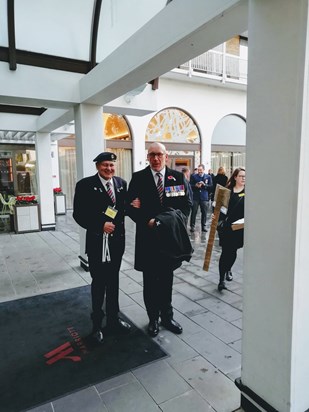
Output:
[15, 150, 37, 195]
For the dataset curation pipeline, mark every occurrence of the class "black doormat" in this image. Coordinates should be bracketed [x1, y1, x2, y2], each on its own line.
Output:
[0, 286, 167, 412]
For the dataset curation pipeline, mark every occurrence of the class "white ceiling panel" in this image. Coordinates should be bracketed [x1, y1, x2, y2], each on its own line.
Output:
[14, 0, 95, 60]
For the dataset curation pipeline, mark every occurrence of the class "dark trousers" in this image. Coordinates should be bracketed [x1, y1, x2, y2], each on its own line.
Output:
[219, 245, 238, 282]
[143, 268, 174, 321]
[190, 199, 208, 228]
[88, 254, 122, 329]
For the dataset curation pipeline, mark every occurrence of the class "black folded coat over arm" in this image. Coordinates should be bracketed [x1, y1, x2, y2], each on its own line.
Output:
[154, 209, 194, 270]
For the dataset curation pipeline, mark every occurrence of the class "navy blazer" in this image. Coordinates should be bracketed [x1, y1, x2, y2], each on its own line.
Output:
[190, 173, 213, 201]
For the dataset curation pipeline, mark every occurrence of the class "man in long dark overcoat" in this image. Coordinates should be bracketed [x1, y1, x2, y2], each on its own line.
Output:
[73, 152, 130, 343]
[127, 143, 192, 337]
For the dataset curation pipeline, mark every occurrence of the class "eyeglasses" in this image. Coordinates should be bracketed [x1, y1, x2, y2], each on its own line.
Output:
[238, 175, 246, 179]
[148, 152, 164, 159]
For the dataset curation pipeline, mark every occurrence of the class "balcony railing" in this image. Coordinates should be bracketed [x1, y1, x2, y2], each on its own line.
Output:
[179, 49, 248, 84]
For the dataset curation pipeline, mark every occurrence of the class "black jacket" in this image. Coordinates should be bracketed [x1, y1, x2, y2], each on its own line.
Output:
[154, 209, 193, 270]
[73, 174, 126, 257]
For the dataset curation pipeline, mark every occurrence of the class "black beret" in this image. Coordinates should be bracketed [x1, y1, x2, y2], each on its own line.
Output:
[93, 152, 117, 162]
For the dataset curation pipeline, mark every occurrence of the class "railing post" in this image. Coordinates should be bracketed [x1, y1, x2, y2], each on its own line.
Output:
[222, 42, 226, 83]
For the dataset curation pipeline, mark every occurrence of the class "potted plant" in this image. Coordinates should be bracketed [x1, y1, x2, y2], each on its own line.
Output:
[53, 187, 66, 215]
[14, 195, 41, 233]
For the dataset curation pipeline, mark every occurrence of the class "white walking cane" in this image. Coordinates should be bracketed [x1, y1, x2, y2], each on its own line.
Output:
[102, 233, 111, 262]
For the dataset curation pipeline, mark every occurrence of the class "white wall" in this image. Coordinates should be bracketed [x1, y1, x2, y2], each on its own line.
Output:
[127, 77, 246, 171]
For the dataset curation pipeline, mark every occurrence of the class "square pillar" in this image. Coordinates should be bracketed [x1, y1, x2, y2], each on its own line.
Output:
[74, 104, 104, 270]
[36, 132, 56, 230]
[239, 1, 309, 411]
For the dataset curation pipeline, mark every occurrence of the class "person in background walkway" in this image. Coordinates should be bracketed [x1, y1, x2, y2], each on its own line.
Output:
[127, 142, 192, 337]
[213, 166, 228, 194]
[217, 167, 245, 291]
[207, 169, 215, 201]
[189, 164, 213, 232]
[73, 152, 131, 344]
[182, 167, 193, 203]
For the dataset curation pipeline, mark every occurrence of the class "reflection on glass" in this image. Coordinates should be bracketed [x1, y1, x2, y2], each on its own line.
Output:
[103, 114, 131, 140]
[146, 108, 199, 143]
[15, 150, 37, 195]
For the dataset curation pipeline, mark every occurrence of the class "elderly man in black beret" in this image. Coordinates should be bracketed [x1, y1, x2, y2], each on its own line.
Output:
[73, 152, 130, 344]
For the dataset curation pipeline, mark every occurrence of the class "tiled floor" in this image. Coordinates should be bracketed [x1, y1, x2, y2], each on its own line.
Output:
[0, 210, 243, 412]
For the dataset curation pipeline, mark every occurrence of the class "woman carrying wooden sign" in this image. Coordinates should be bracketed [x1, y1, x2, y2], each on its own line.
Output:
[216, 167, 245, 291]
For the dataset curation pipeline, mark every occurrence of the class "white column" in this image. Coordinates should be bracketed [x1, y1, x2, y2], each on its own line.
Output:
[50, 140, 60, 188]
[35, 132, 56, 230]
[74, 104, 104, 269]
[127, 115, 149, 171]
[239, 1, 309, 411]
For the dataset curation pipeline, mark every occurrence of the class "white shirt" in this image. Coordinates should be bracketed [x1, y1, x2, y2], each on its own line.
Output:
[150, 167, 166, 186]
[98, 174, 115, 199]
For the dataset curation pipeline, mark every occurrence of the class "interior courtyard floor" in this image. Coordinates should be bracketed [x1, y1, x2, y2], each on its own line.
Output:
[0, 210, 243, 412]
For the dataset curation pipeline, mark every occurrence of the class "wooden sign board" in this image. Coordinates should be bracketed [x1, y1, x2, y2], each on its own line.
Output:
[203, 185, 230, 271]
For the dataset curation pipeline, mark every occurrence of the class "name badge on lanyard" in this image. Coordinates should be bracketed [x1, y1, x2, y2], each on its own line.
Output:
[105, 206, 118, 219]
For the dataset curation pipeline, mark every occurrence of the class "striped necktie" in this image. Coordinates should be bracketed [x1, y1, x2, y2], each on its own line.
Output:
[156, 172, 164, 204]
[106, 181, 116, 205]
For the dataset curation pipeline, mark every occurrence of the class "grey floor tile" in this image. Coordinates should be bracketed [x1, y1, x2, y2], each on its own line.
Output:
[172, 292, 207, 317]
[160, 389, 215, 412]
[171, 309, 207, 337]
[119, 289, 136, 308]
[173, 282, 210, 301]
[183, 329, 241, 374]
[196, 297, 242, 322]
[121, 268, 143, 284]
[173, 356, 240, 412]
[119, 276, 143, 294]
[231, 317, 243, 330]
[176, 271, 212, 288]
[154, 331, 198, 364]
[122, 302, 149, 330]
[96, 372, 136, 394]
[228, 339, 242, 354]
[52, 386, 106, 412]
[133, 360, 190, 404]
[100, 380, 160, 412]
[190, 312, 242, 344]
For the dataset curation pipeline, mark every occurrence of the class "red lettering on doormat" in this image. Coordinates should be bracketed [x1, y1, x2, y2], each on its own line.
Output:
[44, 342, 81, 365]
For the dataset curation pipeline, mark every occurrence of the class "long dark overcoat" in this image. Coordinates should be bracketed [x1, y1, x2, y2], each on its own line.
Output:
[127, 166, 192, 271]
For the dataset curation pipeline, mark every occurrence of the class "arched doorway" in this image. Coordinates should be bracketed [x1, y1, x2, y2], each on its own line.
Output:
[145, 107, 201, 172]
[211, 114, 246, 176]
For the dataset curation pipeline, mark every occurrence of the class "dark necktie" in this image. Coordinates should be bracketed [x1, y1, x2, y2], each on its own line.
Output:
[156, 172, 164, 204]
[106, 181, 115, 205]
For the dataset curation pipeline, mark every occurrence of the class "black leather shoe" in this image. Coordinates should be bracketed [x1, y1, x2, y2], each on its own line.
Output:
[107, 318, 131, 334]
[148, 320, 159, 337]
[218, 281, 227, 291]
[161, 318, 183, 334]
[225, 271, 233, 281]
[202, 227, 208, 232]
[92, 330, 104, 344]
[190, 226, 195, 232]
